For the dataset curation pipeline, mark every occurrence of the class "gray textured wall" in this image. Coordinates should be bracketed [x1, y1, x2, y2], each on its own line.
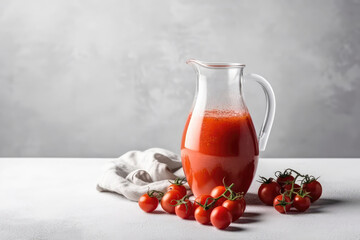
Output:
[0, 0, 359, 157]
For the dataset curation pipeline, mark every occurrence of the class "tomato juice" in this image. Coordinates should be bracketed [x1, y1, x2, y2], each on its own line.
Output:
[181, 110, 259, 197]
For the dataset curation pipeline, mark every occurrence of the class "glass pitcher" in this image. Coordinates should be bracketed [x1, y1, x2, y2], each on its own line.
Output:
[181, 59, 276, 197]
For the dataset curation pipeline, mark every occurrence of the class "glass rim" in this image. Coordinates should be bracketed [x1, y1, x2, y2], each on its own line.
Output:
[186, 59, 245, 69]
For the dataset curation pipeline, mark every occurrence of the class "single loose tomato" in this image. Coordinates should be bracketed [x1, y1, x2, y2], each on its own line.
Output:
[283, 183, 301, 199]
[293, 194, 311, 212]
[258, 178, 281, 206]
[273, 195, 292, 214]
[222, 199, 244, 222]
[210, 206, 232, 230]
[138, 193, 159, 213]
[161, 190, 181, 214]
[277, 174, 295, 188]
[194, 207, 211, 225]
[303, 180, 322, 202]
[194, 194, 215, 209]
[210, 186, 230, 206]
[175, 199, 193, 219]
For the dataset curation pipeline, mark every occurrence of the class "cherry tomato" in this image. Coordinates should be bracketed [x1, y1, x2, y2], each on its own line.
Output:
[138, 193, 158, 213]
[175, 199, 193, 219]
[277, 175, 295, 188]
[303, 180, 322, 202]
[210, 186, 230, 206]
[194, 207, 211, 225]
[293, 194, 311, 212]
[273, 195, 291, 214]
[167, 184, 187, 198]
[283, 183, 301, 199]
[161, 190, 181, 214]
[210, 206, 232, 230]
[194, 194, 215, 209]
[222, 199, 244, 222]
[258, 180, 281, 205]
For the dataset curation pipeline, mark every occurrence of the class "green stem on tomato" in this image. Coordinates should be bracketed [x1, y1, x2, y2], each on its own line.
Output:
[288, 174, 299, 198]
[283, 168, 306, 178]
[195, 183, 235, 210]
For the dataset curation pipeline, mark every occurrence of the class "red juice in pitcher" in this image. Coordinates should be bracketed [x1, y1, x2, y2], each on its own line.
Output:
[181, 109, 259, 197]
[181, 59, 276, 197]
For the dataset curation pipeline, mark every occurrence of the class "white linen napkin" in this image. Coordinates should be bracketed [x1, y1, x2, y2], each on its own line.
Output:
[96, 148, 187, 201]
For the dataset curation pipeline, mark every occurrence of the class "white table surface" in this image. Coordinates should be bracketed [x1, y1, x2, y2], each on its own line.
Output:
[0, 158, 359, 240]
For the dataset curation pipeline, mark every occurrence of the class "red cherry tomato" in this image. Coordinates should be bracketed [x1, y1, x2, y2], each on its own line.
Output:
[273, 195, 291, 214]
[167, 184, 187, 198]
[161, 190, 181, 214]
[194, 194, 215, 209]
[277, 175, 295, 188]
[194, 207, 211, 225]
[293, 194, 311, 212]
[222, 199, 244, 222]
[303, 180, 322, 202]
[210, 206, 232, 230]
[175, 199, 193, 219]
[138, 193, 158, 213]
[283, 183, 301, 199]
[210, 186, 230, 206]
[258, 180, 281, 205]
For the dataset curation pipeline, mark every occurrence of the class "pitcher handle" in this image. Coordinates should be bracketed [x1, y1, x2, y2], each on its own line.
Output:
[244, 73, 276, 151]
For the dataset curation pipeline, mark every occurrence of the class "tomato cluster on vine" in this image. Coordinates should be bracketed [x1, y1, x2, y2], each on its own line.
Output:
[138, 178, 246, 230]
[257, 168, 322, 214]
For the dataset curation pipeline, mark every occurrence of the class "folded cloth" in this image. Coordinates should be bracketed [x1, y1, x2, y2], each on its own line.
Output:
[96, 148, 188, 201]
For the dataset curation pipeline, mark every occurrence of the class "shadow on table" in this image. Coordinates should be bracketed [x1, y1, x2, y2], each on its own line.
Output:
[151, 210, 167, 215]
[232, 211, 262, 227]
[199, 223, 246, 232]
[315, 198, 346, 206]
[245, 192, 347, 215]
[223, 226, 245, 232]
[307, 198, 346, 214]
[244, 193, 263, 206]
[246, 192, 346, 206]
[287, 198, 346, 215]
